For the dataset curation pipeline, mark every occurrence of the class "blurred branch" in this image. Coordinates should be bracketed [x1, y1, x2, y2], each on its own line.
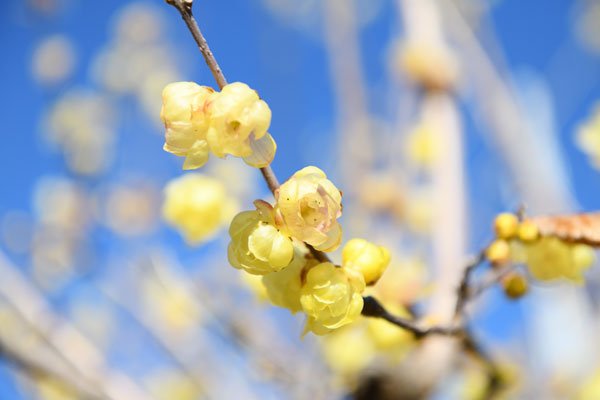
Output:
[0, 251, 155, 400]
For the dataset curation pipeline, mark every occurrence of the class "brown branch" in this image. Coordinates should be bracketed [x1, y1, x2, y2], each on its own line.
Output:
[454, 247, 487, 319]
[362, 296, 463, 339]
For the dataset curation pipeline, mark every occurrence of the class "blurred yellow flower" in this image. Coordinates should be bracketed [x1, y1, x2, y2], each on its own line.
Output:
[342, 238, 391, 285]
[275, 166, 343, 252]
[521, 237, 595, 283]
[396, 40, 459, 91]
[576, 105, 600, 170]
[162, 174, 236, 244]
[300, 262, 365, 335]
[404, 122, 439, 168]
[494, 212, 519, 240]
[321, 325, 375, 379]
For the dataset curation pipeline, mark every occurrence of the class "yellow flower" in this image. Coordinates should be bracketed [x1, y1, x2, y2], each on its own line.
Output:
[275, 166, 343, 252]
[494, 212, 519, 240]
[228, 201, 294, 275]
[321, 325, 375, 378]
[522, 237, 595, 283]
[162, 174, 235, 244]
[161, 81, 215, 169]
[485, 239, 511, 265]
[300, 262, 365, 335]
[161, 81, 276, 169]
[342, 238, 391, 285]
[262, 245, 314, 313]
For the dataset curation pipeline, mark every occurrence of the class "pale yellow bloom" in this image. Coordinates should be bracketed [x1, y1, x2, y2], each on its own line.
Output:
[161, 81, 215, 169]
[321, 325, 375, 378]
[205, 82, 275, 167]
[300, 262, 365, 335]
[228, 201, 294, 275]
[342, 238, 391, 285]
[162, 174, 235, 244]
[275, 166, 343, 252]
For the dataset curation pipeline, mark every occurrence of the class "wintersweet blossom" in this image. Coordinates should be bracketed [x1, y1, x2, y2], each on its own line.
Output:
[161, 81, 215, 169]
[162, 173, 235, 244]
[205, 82, 275, 167]
[342, 238, 391, 285]
[275, 167, 343, 252]
[300, 262, 365, 335]
[228, 201, 294, 275]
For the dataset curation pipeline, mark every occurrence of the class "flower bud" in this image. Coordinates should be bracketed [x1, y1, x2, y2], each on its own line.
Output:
[502, 273, 528, 299]
[300, 262, 365, 335]
[494, 213, 519, 240]
[276, 167, 343, 252]
[518, 220, 539, 242]
[342, 238, 391, 285]
[485, 239, 510, 265]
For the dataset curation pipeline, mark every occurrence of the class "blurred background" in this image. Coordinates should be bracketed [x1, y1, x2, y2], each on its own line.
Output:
[1, 0, 600, 398]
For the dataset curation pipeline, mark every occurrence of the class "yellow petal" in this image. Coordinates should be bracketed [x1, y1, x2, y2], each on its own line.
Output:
[243, 132, 277, 168]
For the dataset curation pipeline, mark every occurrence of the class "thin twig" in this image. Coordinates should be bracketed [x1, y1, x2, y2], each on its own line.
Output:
[454, 248, 487, 319]
[362, 297, 463, 338]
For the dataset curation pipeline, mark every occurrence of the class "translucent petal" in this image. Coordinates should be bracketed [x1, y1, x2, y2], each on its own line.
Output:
[243, 133, 277, 168]
[182, 140, 210, 170]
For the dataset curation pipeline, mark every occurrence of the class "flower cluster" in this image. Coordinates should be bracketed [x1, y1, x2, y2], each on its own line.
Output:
[161, 81, 392, 335]
[161, 81, 276, 169]
[485, 212, 597, 294]
[225, 165, 390, 334]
